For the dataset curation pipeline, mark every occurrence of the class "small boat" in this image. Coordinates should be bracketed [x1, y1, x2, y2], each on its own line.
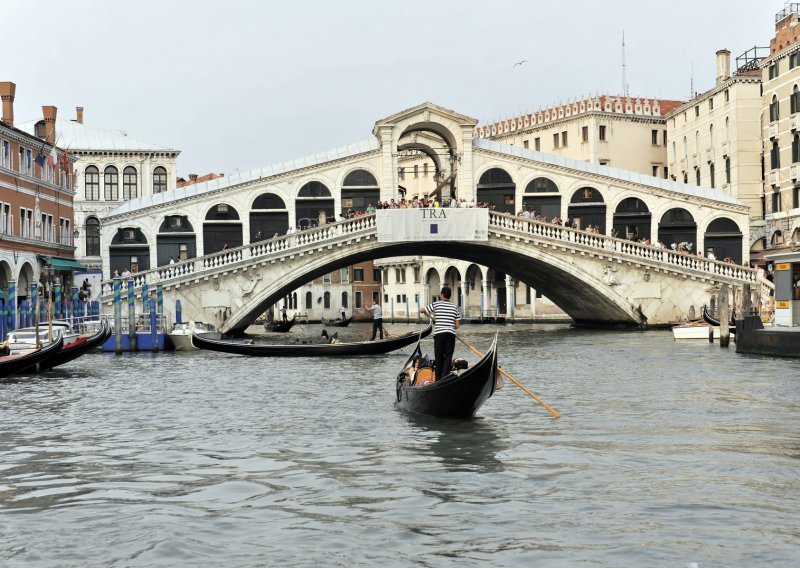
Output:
[0, 335, 64, 379]
[168, 321, 221, 351]
[395, 334, 499, 419]
[671, 320, 731, 340]
[324, 316, 353, 328]
[193, 323, 432, 356]
[35, 320, 111, 372]
[5, 321, 80, 355]
[264, 316, 298, 333]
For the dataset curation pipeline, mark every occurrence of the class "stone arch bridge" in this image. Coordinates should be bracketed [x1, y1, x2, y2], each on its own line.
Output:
[99, 211, 760, 334]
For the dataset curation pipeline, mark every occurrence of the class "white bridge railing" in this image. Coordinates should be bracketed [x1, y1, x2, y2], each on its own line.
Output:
[100, 215, 377, 299]
[100, 210, 757, 300]
[488, 212, 758, 284]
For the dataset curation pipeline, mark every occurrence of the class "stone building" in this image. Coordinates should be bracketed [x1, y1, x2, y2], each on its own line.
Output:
[0, 81, 79, 316]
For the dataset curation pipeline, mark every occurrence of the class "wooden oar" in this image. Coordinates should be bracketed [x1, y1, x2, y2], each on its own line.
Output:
[456, 335, 561, 419]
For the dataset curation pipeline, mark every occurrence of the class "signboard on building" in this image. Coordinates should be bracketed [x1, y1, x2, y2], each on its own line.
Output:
[376, 209, 489, 242]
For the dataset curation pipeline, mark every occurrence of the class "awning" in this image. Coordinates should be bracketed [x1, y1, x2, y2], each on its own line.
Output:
[48, 257, 86, 271]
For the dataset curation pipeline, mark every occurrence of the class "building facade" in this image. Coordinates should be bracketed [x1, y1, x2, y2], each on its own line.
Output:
[1, 81, 78, 317]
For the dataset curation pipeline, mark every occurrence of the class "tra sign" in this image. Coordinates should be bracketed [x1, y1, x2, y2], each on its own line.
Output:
[376, 208, 489, 242]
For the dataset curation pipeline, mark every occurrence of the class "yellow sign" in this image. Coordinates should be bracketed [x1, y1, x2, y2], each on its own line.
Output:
[775, 263, 791, 271]
[776, 300, 791, 309]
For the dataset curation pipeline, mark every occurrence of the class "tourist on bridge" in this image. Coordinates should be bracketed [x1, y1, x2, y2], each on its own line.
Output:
[420, 286, 461, 380]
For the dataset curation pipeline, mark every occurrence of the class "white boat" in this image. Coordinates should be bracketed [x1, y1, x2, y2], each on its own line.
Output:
[5, 322, 80, 354]
[671, 321, 733, 341]
[168, 321, 221, 351]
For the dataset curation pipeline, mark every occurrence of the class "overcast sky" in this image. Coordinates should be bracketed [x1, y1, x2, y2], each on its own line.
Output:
[4, 0, 776, 177]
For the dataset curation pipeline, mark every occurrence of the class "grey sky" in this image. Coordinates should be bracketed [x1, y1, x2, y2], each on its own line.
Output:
[5, 0, 775, 177]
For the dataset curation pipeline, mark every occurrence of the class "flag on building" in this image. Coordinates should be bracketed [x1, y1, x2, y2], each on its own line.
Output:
[34, 143, 46, 166]
[47, 145, 58, 168]
[59, 148, 69, 171]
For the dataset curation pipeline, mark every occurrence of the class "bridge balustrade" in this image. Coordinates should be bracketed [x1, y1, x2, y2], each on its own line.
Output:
[487, 212, 757, 283]
[100, 215, 377, 297]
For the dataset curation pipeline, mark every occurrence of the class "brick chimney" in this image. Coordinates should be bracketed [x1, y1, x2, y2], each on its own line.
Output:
[0, 81, 16, 128]
[716, 49, 731, 86]
[189, 173, 198, 181]
[42, 106, 57, 144]
[75, 106, 84, 124]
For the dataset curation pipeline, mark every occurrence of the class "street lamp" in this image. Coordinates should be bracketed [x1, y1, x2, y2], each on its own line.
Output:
[73, 227, 80, 247]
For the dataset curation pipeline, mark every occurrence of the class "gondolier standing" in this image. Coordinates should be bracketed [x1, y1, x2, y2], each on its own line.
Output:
[420, 286, 461, 380]
[367, 301, 383, 340]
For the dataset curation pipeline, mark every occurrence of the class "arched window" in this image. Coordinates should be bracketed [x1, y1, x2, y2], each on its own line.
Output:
[770, 95, 780, 122]
[696, 168, 701, 186]
[709, 164, 716, 188]
[725, 117, 730, 141]
[305, 291, 313, 309]
[725, 158, 731, 184]
[123, 166, 138, 200]
[709, 124, 714, 148]
[323, 291, 331, 309]
[153, 166, 167, 194]
[292, 292, 298, 310]
[793, 85, 800, 115]
[85, 166, 99, 201]
[683, 136, 688, 159]
[341, 291, 349, 309]
[771, 140, 780, 170]
[104, 166, 118, 201]
[85, 216, 100, 256]
[683, 172, 688, 184]
[793, 134, 800, 163]
[524, 177, 558, 193]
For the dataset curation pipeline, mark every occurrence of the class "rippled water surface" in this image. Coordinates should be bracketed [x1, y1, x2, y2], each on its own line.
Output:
[2, 323, 800, 567]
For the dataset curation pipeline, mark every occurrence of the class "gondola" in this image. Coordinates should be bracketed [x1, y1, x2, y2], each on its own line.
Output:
[264, 316, 298, 333]
[0, 335, 65, 379]
[193, 323, 432, 356]
[702, 305, 736, 332]
[324, 316, 353, 328]
[395, 334, 499, 419]
[34, 320, 111, 372]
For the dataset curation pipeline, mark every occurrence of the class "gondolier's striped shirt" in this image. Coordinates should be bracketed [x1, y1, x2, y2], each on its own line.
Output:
[425, 300, 461, 335]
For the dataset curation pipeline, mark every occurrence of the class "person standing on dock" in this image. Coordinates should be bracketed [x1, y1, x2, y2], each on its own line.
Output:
[420, 286, 461, 379]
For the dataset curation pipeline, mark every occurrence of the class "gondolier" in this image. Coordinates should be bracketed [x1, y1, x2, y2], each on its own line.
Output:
[420, 286, 461, 380]
[367, 301, 383, 340]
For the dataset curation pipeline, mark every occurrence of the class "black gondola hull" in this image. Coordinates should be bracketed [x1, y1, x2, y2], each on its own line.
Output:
[264, 318, 298, 333]
[324, 317, 353, 328]
[193, 324, 432, 356]
[0, 335, 65, 379]
[395, 336, 498, 419]
[35, 320, 111, 372]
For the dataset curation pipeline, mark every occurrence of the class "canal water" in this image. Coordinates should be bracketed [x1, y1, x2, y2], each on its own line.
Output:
[2, 324, 799, 567]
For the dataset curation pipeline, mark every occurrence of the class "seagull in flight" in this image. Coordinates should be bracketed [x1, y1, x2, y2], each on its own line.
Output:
[513, 59, 528, 67]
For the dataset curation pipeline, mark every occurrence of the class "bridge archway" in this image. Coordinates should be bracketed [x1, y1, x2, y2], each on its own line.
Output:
[658, 208, 697, 251]
[110, 227, 149, 275]
[295, 181, 334, 228]
[704, 217, 743, 263]
[477, 168, 515, 213]
[569, 187, 606, 231]
[250, 192, 289, 241]
[613, 197, 651, 241]
[340, 169, 379, 215]
[157, 214, 196, 265]
[204, 203, 242, 254]
[522, 177, 560, 218]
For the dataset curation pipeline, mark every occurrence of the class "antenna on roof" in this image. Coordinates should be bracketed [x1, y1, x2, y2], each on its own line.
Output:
[622, 30, 628, 97]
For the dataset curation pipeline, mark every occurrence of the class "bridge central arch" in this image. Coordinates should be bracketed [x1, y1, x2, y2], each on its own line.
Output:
[222, 234, 644, 334]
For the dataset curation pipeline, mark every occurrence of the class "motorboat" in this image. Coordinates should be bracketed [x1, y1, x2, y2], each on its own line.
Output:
[5, 321, 80, 355]
[671, 320, 733, 340]
[168, 321, 221, 351]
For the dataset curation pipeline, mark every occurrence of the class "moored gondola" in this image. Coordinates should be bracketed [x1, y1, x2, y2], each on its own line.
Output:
[395, 334, 499, 419]
[702, 305, 735, 331]
[0, 335, 65, 379]
[264, 316, 298, 333]
[34, 320, 111, 372]
[193, 323, 432, 356]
